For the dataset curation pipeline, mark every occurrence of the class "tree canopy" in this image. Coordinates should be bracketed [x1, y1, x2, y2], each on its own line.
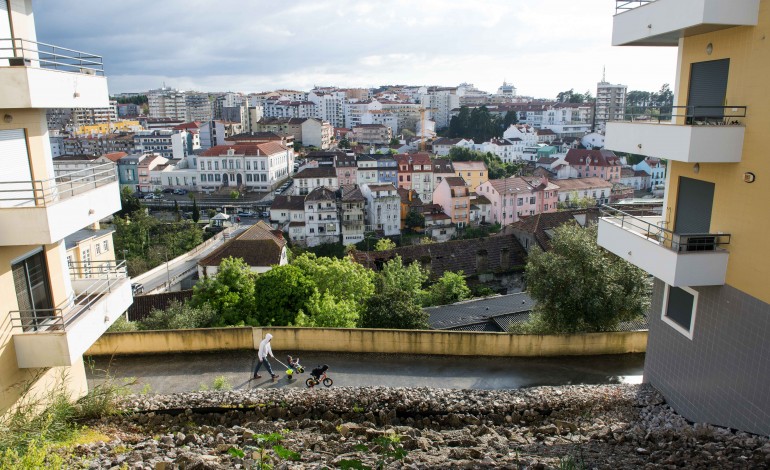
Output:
[523, 224, 649, 333]
[358, 289, 430, 330]
[447, 105, 504, 142]
[446, 147, 522, 180]
[252, 264, 316, 326]
[556, 89, 593, 104]
[191, 257, 257, 326]
[427, 271, 471, 306]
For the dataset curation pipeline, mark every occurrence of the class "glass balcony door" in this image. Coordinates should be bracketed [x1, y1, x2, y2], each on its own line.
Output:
[12, 250, 54, 331]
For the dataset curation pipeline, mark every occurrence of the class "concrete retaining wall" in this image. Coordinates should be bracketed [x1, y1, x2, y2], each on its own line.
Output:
[86, 327, 647, 357]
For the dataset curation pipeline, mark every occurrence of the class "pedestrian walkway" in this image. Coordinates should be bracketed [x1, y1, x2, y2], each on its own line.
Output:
[86, 351, 644, 394]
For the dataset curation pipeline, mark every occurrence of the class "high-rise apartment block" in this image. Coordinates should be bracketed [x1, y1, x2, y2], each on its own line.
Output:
[595, 80, 626, 130]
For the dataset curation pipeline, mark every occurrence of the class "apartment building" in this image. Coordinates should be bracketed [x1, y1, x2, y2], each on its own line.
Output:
[598, 0, 768, 435]
[595, 80, 627, 131]
[452, 160, 488, 190]
[352, 124, 392, 145]
[148, 87, 187, 119]
[552, 177, 611, 206]
[304, 187, 340, 247]
[360, 183, 401, 236]
[395, 153, 434, 204]
[564, 149, 622, 182]
[433, 177, 471, 228]
[0, 1, 132, 414]
[476, 176, 558, 225]
[133, 129, 187, 160]
[340, 185, 366, 245]
[294, 166, 338, 195]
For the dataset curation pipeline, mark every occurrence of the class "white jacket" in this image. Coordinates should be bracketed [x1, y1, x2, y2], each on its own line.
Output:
[258, 333, 273, 361]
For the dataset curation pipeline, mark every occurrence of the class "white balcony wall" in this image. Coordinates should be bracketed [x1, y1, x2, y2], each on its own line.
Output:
[605, 122, 745, 163]
[613, 0, 760, 46]
[0, 180, 120, 246]
[598, 217, 728, 287]
[13, 277, 132, 368]
[0, 67, 109, 108]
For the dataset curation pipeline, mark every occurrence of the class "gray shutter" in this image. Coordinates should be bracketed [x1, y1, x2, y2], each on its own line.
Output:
[0, 2, 11, 67]
[687, 59, 730, 121]
[0, 129, 35, 207]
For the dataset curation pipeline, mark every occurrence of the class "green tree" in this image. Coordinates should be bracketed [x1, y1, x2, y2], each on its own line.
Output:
[374, 238, 396, 251]
[191, 197, 200, 223]
[448, 106, 470, 138]
[427, 271, 471, 306]
[253, 264, 316, 326]
[191, 257, 257, 325]
[229, 190, 240, 200]
[137, 300, 216, 330]
[377, 255, 428, 305]
[405, 211, 425, 232]
[291, 253, 375, 312]
[174, 199, 180, 222]
[389, 137, 400, 146]
[358, 290, 429, 329]
[502, 110, 519, 129]
[295, 291, 359, 328]
[293, 141, 302, 153]
[524, 224, 649, 333]
[557, 191, 596, 210]
[118, 186, 141, 217]
[338, 137, 351, 149]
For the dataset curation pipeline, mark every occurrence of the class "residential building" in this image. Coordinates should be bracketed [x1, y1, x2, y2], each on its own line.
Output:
[395, 153, 434, 203]
[431, 158, 455, 190]
[596, 80, 627, 131]
[397, 188, 424, 230]
[452, 160, 488, 190]
[198, 142, 292, 192]
[344, 99, 382, 128]
[294, 166, 338, 195]
[301, 118, 333, 149]
[633, 156, 667, 190]
[375, 155, 398, 186]
[117, 154, 141, 191]
[340, 185, 366, 245]
[185, 92, 213, 122]
[308, 89, 346, 128]
[419, 86, 459, 129]
[304, 187, 340, 247]
[58, 133, 136, 157]
[64, 227, 117, 280]
[356, 154, 379, 186]
[0, 1, 132, 415]
[199, 120, 243, 149]
[198, 221, 287, 277]
[333, 152, 358, 186]
[360, 183, 401, 236]
[506, 208, 600, 253]
[552, 177, 611, 206]
[432, 137, 473, 157]
[148, 87, 187, 119]
[136, 154, 169, 193]
[618, 167, 650, 191]
[269, 195, 306, 243]
[564, 149, 622, 182]
[352, 124, 392, 145]
[433, 177, 471, 228]
[421, 204, 456, 241]
[598, 0, 769, 435]
[262, 98, 316, 119]
[476, 176, 557, 225]
[133, 129, 187, 160]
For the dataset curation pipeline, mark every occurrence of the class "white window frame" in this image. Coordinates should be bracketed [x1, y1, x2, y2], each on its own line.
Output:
[661, 284, 698, 340]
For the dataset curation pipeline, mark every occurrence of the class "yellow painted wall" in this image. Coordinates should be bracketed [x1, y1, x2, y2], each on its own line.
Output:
[86, 327, 647, 357]
[668, 7, 770, 303]
[75, 121, 140, 135]
[65, 231, 116, 278]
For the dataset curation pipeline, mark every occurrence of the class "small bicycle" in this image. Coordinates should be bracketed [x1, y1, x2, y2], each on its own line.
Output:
[306, 364, 333, 388]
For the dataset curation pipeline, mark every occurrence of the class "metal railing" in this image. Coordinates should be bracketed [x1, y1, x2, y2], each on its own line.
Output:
[10, 260, 128, 333]
[616, 1, 653, 13]
[615, 105, 747, 125]
[599, 205, 730, 252]
[0, 38, 104, 75]
[0, 162, 117, 207]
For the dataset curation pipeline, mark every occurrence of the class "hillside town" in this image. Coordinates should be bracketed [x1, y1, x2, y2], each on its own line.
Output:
[2, 0, 769, 468]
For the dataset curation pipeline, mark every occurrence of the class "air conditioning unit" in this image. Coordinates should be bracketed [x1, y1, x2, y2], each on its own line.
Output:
[676, 234, 717, 252]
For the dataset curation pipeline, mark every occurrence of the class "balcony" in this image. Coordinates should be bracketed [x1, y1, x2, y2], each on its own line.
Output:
[597, 206, 730, 286]
[11, 261, 133, 368]
[605, 106, 746, 163]
[0, 38, 109, 108]
[613, 0, 760, 46]
[0, 162, 121, 245]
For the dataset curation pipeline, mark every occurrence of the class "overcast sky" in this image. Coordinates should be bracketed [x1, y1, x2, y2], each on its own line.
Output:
[35, 0, 676, 99]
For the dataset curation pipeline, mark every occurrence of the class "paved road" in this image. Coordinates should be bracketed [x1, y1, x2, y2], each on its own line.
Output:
[86, 351, 644, 394]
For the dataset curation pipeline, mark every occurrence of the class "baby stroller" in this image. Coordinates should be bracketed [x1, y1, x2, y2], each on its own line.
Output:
[306, 364, 333, 388]
[285, 355, 304, 380]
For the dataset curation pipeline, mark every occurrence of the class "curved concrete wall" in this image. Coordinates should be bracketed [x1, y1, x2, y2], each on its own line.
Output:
[86, 327, 647, 357]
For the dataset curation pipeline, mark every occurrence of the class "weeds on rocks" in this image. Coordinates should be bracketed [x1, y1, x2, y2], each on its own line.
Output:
[228, 429, 299, 469]
[339, 432, 408, 470]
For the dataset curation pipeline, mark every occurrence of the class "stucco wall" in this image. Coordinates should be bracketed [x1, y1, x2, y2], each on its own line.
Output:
[86, 327, 647, 357]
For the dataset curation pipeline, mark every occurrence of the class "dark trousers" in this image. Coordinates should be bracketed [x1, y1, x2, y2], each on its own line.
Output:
[254, 357, 274, 376]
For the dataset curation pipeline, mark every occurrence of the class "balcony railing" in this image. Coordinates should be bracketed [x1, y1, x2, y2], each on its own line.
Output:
[0, 38, 104, 75]
[616, 1, 653, 13]
[599, 205, 730, 252]
[0, 162, 116, 208]
[618, 105, 747, 125]
[10, 260, 127, 333]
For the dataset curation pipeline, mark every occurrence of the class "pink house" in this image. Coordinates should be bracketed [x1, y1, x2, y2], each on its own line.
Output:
[476, 176, 557, 225]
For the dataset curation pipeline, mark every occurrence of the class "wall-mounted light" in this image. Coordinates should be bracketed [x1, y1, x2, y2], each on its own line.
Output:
[744, 172, 756, 183]
[693, 163, 700, 174]
[706, 43, 713, 55]
[88, 208, 95, 215]
[3, 113, 12, 123]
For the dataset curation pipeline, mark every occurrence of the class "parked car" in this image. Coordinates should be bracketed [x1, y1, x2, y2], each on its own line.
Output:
[237, 211, 256, 217]
[131, 283, 144, 295]
[162, 188, 174, 193]
[173, 189, 188, 195]
[261, 211, 270, 218]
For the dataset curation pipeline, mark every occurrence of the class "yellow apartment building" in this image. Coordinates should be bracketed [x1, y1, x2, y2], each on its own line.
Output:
[0, 0, 132, 413]
[598, 0, 769, 435]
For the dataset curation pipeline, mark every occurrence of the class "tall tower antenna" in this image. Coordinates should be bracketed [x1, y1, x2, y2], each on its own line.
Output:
[602, 66, 606, 83]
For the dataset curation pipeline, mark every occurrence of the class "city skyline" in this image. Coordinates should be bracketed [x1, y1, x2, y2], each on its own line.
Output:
[36, 0, 677, 97]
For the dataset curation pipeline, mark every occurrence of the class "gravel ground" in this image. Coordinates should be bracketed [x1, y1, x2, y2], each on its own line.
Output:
[64, 384, 770, 469]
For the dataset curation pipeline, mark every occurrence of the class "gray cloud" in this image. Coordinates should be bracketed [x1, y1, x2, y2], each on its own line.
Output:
[34, 0, 676, 97]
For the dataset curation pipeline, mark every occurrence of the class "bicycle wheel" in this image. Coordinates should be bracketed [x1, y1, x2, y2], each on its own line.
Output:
[305, 378, 315, 388]
[322, 377, 333, 387]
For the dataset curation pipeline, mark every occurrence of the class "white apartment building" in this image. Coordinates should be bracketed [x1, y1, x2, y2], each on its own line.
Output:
[300, 118, 333, 149]
[633, 157, 667, 190]
[344, 99, 382, 128]
[361, 110, 399, 135]
[309, 89, 347, 128]
[596, 80, 627, 130]
[360, 183, 401, 236]
[0, 0, 133, 415]
[294, 166, 338, 195]
[185, 92, 213, 122]
[380, 101, 421, 131]
[419, 86, 459, 129]
[340, 185, 366, 245]
[263, 98, 316, 119]
[148, 87, 187, 119]
[198, 142, 292, 192]
[133, 129, 187, 160]
[304, 187, 340, 247]
[199, 120, 243, 149]
[69, 100, 118, 128]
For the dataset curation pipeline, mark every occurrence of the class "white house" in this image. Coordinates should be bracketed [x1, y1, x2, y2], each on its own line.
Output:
[198, 221, 287, 278]
[633, 157, 666, 190]
[360, 183, 401, 236]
